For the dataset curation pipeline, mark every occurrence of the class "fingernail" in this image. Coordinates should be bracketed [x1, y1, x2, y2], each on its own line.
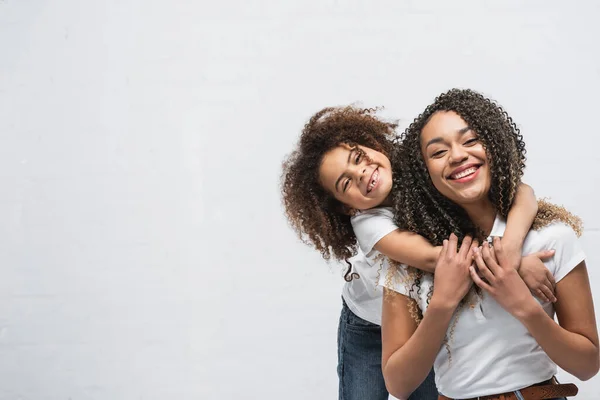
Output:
[473, 247, 479, 254]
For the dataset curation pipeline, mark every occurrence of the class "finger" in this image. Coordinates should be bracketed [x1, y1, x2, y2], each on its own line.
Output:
[492, 236, 507, 266]
[469, 239, 479, 260]
[539, 282, 557, 303]
[458, 235, 473, 259]
[535, 288, 551, 303]
[531, 249, 556, 262]
[546, 270, 556, 289]
[470, 266, 492, 292]
[474, 247, 496, 284]
[448, 233, 458, 255]
[481, 242, 500, 275]
[440, 239, 448, 258]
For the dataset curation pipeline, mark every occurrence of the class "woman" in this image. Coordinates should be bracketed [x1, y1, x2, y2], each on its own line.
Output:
[380, 89, 599, 400]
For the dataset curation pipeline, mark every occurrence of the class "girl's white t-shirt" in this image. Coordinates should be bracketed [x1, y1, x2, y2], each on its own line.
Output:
[379, 216, 585, 398]
[342, 207, 397, 325]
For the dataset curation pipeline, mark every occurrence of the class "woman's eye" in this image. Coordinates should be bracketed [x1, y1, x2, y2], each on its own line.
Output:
[464, 138, 478, 145]
[343, 179, 350, 192]
[432, 150, 446, 158]
[355, 153, 362, 163]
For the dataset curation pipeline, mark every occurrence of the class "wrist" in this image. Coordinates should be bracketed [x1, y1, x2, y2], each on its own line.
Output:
[512, 298, 544, 322]
[429, 295, 461, 313]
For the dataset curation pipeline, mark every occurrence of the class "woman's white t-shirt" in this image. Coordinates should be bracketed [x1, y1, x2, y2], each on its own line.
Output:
[379, 216, 585, 398]
[342, 207, 397, 325]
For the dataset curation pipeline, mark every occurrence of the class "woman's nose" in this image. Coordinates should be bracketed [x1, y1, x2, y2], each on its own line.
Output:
[449, 145, 468, 164]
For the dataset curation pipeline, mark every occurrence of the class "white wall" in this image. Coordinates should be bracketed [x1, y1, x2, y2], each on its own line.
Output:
[1, 0, 599, 398]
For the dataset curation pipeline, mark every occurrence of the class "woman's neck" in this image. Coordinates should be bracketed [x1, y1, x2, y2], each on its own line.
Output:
[463, 199, 497, 236]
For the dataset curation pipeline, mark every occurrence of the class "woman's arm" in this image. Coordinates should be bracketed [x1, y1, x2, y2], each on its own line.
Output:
[519, 262, 599, 380]
[382, 290, 454, 399]
[471, 239, 599, 380]
[382, 234, 476, 399]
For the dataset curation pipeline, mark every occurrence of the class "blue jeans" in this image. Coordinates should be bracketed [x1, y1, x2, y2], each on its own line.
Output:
[337, 299, 438, 400]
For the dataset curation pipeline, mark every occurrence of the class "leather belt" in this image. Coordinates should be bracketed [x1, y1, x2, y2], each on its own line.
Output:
[438, 379, 578, 400]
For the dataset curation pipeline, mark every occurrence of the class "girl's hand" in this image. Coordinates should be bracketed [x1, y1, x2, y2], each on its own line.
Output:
[431, 234, 478, 308]
[470, 238, 539, 318]
[518, 250, 557, 303]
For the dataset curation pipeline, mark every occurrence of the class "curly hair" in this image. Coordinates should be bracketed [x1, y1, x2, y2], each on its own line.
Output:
[392, 88, 527, 245]
[281, 105, 397, 261]
[388, 88, 582, 318]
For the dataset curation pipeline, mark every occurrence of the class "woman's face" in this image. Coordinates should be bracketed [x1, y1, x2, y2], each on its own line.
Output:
[319, 143, 393, 212]
[420, 111, 491, 207]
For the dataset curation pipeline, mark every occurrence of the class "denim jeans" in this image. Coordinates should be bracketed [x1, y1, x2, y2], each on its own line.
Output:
[337, 299, 438, 400]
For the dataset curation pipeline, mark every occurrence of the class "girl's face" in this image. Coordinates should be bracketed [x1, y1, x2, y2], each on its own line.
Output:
[420, 111, 491, 207]
[319, 143, 393, 212]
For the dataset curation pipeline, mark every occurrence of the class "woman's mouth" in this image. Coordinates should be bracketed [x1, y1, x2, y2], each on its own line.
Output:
[448, 165, 480, 183]
[367, 168, 380, 193]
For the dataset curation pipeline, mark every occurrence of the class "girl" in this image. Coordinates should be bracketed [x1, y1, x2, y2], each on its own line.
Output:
[380, 89, 598, 400]
[281, 106, 555, 400]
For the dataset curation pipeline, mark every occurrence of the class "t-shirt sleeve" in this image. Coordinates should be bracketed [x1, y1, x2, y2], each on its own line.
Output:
[350, 208, 399, 256]
[378, 258, 412, 297]
[545, 223, 586, 283]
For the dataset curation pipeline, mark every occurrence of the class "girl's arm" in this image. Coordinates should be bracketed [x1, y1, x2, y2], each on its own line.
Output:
[502, 183, 557, 302]
[502, 183, 538, 258]
[471, 239, 599, 381]
[382, 234, 476, 399]
[374, 230, 440, 273]
[373, 183, 544, 276]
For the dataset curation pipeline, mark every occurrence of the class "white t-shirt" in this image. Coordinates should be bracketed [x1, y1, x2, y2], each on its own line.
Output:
[342, 207, 397, 325]
[379, 216, 586, 399]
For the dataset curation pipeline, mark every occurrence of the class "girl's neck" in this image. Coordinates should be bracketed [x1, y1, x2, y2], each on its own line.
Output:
[463, 199, 497, 236]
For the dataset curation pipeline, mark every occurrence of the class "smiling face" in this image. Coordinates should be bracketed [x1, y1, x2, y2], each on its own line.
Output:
[420, 111, 492, 207]
[319, 143, 393, 212]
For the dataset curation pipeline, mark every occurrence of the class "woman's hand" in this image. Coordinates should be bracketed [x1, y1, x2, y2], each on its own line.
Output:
[519, 250, 557, 303]
[431, 233, 478, 308]
[470, 238, 539, 318]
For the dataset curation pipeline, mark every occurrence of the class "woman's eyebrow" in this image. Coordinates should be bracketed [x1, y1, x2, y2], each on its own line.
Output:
[425, 126, 471, 149]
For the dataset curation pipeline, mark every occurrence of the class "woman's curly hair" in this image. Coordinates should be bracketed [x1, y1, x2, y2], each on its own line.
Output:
[392, 88, 527, 244]
[281, 105, 397, 261]
[393, 88, 581, 247]
[389, 88, 582, 319]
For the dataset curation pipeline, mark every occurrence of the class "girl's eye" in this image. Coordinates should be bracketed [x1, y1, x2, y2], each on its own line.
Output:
[355, 153, 362, 164]
[464, 138, 478, 145]
[343, 179, 350, 192]
[432, 150, 446, 158]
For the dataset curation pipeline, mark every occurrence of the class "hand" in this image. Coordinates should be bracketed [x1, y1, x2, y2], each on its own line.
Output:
[432, 234, 478, 308]
[519, 250, 557, 303]
[470, 238, 540, 319]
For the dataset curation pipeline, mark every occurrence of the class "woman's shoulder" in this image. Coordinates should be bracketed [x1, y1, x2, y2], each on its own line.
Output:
[528, 221, 580, 244]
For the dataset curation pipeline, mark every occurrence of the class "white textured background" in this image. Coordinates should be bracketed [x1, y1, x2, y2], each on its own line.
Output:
[1, 0, 599, 399]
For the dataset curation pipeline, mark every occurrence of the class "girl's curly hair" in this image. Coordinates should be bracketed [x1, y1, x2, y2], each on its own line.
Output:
[281, 105, 397, 261]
